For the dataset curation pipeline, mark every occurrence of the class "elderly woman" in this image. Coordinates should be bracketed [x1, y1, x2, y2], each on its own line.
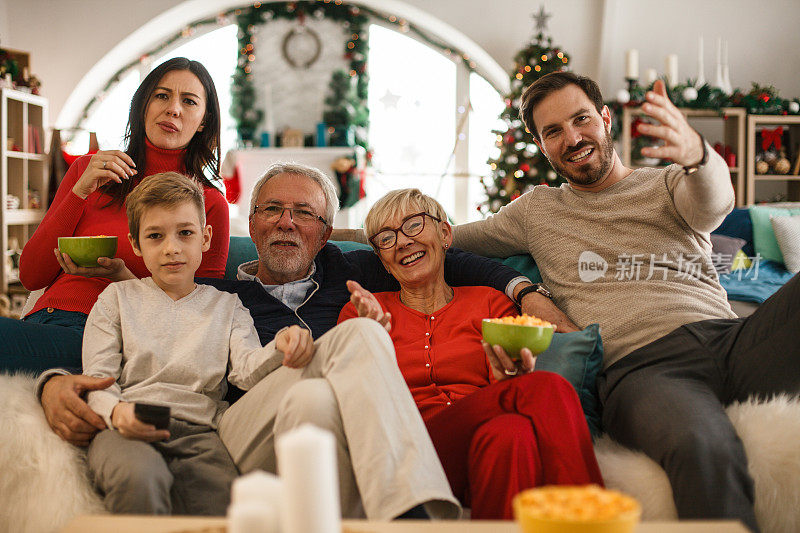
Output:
[338, 188, 602, 520]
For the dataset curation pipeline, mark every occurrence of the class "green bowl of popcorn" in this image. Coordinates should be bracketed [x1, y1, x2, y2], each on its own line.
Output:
[482, 315, 555, 360]
[58, 236, 118, 267]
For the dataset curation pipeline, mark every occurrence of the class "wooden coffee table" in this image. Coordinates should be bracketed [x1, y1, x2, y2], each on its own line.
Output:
[61, 515, 749, 532]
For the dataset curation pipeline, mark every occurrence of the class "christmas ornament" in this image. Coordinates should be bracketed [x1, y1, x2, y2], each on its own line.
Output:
[682, 87, 698, 102]
[789, 101, 800, 114]
[616, 89, 631, 104]
[774, 153, 791, 175]
[756, 160, 769, 174]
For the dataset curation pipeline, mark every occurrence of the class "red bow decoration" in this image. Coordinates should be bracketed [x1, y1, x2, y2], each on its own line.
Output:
[761, 127, 783, 151]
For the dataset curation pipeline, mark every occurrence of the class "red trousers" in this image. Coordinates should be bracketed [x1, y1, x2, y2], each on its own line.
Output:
[424, 371, 603, 520]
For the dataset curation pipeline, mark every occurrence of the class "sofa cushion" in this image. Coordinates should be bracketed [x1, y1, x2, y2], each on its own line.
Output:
[749, 205, 800, 264]
[771, 214, 800, 274]
[533, 324, 604, 437]
[712, 207, 754, 257]
[710, 234, 746, 274]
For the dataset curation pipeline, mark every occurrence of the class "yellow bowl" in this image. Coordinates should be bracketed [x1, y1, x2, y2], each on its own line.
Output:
[513, 485, 641, 533]
[58, 236, 118, 268]
[481, 319, 554, 360]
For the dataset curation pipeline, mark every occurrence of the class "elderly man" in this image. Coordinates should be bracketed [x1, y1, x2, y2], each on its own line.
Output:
[38, 162, 528, 520]
[448, 72, 800, 532]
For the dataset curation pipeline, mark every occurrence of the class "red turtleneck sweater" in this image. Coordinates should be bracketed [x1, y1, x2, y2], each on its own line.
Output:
[19, 140, 229, 317]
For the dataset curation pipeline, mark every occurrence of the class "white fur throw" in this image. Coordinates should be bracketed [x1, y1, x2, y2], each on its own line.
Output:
[0, 374, 105, 533]
[1, 373, 799, 532]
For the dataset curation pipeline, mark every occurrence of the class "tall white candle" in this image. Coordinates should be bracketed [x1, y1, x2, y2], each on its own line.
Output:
[713, 37, 725, 90]
[696, 36, 705, 87]
[277, 424, 341, 533]
[665, 54, 679, 87]
[625, 49, 639, 79]
[722, 40, 732, 94]
[645, 68, 658, 85]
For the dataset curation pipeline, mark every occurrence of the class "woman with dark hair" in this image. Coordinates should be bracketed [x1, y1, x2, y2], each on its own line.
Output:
[1, 57, 229, 377]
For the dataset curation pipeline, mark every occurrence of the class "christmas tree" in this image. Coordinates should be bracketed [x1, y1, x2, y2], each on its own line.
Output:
[323, 69, 369, 149]
[480, 7, 570, 214]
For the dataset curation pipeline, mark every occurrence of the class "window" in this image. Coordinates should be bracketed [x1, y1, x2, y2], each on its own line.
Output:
[73, 21, 504, 222]
[367, 24, 504, 222]
[68, 25, 238, 159]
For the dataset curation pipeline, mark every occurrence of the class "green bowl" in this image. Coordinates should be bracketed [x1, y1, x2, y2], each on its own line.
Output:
[58, 236, 118, 267]
[482, 319, 554, 360]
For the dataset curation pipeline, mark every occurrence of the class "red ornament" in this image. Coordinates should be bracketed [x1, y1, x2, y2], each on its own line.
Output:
[519, 163, 530, 172]
[511, 191, 521, 200]
[631, 117, 644, 138]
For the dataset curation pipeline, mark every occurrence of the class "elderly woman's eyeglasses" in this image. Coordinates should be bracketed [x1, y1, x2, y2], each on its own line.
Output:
[253, 204, 327, 226]
[370, 212, 441, 250]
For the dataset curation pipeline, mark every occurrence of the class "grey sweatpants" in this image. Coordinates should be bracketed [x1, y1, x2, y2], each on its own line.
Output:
[87, 418, 238, 515]
[598, 272, 800, 533]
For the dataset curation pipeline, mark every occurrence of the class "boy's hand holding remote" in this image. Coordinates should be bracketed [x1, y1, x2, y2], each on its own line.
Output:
[111, 402, 170, 442]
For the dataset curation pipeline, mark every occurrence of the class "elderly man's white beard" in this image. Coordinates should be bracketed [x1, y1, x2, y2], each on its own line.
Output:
[256, 233, 313, 281]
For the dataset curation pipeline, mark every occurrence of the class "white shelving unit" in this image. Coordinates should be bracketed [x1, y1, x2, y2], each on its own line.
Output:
[1, 88, 49, 294]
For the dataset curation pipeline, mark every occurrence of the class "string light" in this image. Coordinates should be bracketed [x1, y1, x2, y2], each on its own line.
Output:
[524, 65, 531, 72]
[534, 65, 542, 72]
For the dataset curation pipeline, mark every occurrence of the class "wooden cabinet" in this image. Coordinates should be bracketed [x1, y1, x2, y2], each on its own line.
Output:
[746, 114, 800, 205]
[1, 88, 48, 294]
[620, 107, 747, 206]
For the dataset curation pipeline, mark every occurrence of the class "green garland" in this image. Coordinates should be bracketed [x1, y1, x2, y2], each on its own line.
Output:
[231, 1, 369, 147]
[70, 0, 491, 148]
[608, 79, 800, 141]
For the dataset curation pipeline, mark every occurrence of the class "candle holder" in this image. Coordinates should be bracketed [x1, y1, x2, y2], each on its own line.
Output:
[625, 78, 638, 93]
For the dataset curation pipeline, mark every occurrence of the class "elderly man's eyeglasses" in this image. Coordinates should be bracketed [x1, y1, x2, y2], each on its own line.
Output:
[369, 212, 442, 250]
[253, 204, 327, 226]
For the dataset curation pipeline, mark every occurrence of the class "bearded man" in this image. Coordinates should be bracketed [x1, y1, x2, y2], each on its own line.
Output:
[450, 72, 800, 533]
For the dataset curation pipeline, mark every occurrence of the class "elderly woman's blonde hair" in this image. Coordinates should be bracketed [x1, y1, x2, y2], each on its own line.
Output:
[365, 188, 449, 248]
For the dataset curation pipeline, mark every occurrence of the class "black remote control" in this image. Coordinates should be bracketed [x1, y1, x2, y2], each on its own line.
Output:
[134, 402, 171, 430]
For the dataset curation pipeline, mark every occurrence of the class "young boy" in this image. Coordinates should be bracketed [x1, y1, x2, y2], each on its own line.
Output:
[83, 172, 275, 516]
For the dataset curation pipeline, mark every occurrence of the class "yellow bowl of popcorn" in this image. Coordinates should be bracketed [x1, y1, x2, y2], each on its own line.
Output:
[482, 315, 555, 360]
[513, 485, 641, 533]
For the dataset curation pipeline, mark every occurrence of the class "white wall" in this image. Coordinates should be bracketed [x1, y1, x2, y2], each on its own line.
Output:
[2, 0, 800, 130]
[0, 0, 9, 50]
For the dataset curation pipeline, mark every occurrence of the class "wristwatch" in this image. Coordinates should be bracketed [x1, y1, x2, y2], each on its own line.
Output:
[682, 133, 709, 175]
[515, 283, 552, 306]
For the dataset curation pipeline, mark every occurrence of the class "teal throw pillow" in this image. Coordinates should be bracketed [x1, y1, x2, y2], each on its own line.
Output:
[493, 254, 542, 284]
[749, 205, 800, 264]
[534, 324, 604, 437]
[225, 236, 257, 280]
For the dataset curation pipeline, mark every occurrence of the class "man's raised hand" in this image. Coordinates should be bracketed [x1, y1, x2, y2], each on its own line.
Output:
[638, 80, 705, 167]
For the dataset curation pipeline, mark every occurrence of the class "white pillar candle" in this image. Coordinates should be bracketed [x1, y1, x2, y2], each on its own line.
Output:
[625, 49, 639, 79]
[277, 424, 341, 533]
[228, 502, 280, 533]
[645, 68, 658, 85]
[665, 54, 679, 87]
[228, 471, 283, 533]
[713, 37, 725, 90]
[696, 36, 705, 86]
[231, 470, 283, 506]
